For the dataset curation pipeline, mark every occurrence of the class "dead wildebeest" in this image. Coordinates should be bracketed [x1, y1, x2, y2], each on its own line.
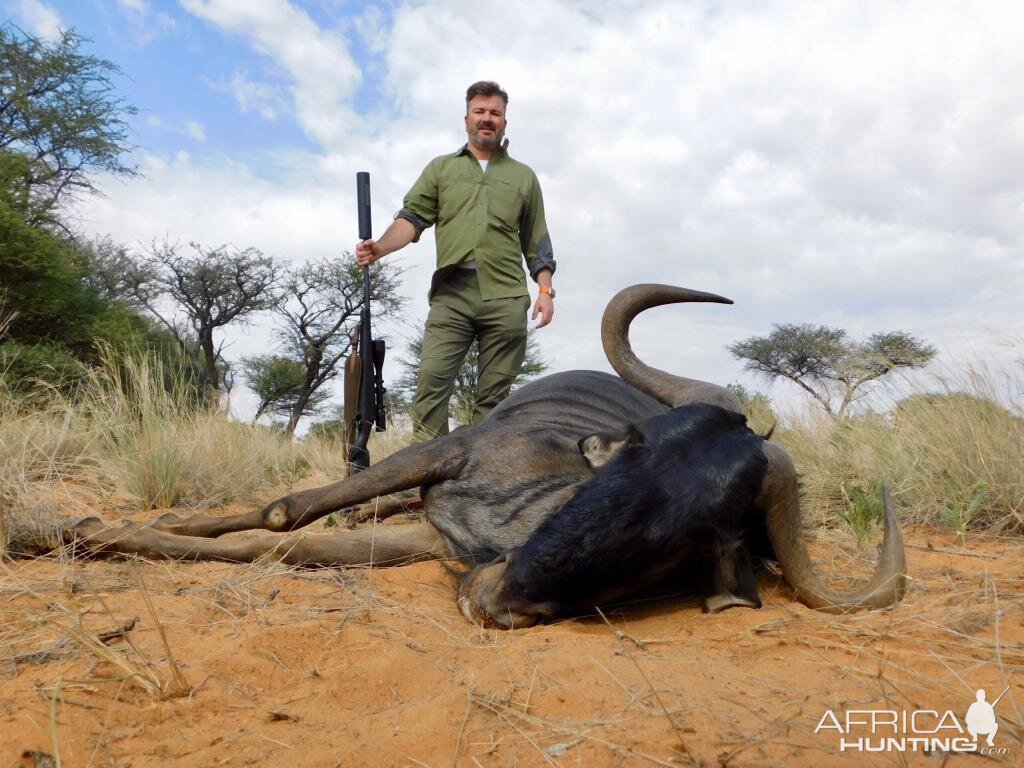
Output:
[67, 285, 906, 628]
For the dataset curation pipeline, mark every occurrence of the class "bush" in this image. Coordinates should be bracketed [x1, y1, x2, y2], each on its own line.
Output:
[0, 340, 88, 394]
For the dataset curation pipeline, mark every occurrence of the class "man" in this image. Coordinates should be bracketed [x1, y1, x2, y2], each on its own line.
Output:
[356, 81, 555, 438]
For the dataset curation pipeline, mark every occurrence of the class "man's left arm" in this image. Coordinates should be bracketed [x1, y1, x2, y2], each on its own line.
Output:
[520, 173, 556, 328]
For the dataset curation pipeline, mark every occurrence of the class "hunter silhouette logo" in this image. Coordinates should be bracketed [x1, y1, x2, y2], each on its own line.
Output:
[966, 687, 1008, 747]
[815, 684, 1014, 755]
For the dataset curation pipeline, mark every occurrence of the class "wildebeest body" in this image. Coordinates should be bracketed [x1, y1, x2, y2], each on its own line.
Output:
[423, 370, 665, 562]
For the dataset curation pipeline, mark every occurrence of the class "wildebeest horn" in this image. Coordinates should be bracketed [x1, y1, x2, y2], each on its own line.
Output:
[601, 284, 744, 412]
[759, 442, 907, 612]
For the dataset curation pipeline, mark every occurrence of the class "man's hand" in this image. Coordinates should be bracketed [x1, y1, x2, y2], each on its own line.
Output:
[532, 293, 554, 328]
[355, 239, 382, 266]
[355, 217, 417, 267]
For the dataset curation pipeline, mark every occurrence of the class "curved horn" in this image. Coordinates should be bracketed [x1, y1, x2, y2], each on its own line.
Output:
[759, 442, 907, 612]
[601, 284, 743, 412]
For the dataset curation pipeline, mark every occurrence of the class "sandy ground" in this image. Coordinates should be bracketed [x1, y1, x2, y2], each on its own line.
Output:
[1, 511, 1022, 768]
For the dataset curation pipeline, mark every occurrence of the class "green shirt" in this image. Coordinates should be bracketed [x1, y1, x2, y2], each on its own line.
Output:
[397, 143, 556, 301]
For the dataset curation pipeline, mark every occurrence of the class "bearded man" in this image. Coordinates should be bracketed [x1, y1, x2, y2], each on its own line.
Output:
[356, 80, 556, 438]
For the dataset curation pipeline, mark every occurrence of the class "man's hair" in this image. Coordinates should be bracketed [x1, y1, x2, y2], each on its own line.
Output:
[465, 81, 508, 110]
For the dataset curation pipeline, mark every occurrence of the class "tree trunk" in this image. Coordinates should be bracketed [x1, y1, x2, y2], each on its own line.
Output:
[285, 362, 320, 436]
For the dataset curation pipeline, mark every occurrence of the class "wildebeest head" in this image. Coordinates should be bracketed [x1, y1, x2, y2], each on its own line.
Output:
[460, 404, 773, 628]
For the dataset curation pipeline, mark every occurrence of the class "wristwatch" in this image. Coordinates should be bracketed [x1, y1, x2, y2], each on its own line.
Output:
[539, 286, 556, 299]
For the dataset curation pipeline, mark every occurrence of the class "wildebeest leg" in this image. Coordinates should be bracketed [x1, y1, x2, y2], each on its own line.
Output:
[69, 516, 447, 567]
[148, 435, 468, 538]
[702, 538, 762, 613]
[346, 492, 423, 525]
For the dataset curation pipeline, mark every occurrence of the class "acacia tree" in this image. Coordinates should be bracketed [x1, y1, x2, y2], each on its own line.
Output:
[729, 324, 936, 418]
[240, 355, 331, 426]
[0, 25, 136, 224]
[72, 235, 153, 308]
[393, 329, 549, 427]
[254, 256, 404, 436]
[137, 241, 284, 399]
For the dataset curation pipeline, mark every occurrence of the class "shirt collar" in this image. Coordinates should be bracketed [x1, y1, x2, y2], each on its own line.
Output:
[455, 139, 509, 159]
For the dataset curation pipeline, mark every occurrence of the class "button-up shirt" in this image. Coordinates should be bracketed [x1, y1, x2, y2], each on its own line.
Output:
[396, 143, 556, 301]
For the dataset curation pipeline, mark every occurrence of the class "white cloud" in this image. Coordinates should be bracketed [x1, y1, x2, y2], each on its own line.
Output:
[145, 114, 207, 143]
[184, 120, 206, 142]
[8, 0, 62, 39]
[215, 71, 288, 121]
[111, 0, 179, 46]
[181, 0, 361, 146]
[353, 4, 388, 55]
[78, 0, 1024, 425]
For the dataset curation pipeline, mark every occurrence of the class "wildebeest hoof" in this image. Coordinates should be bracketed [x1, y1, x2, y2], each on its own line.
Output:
[152, 511, 186, 532]
[702, 592, 762, 614]
[262, 502, 291, 532]
[69, 516, 105, 535]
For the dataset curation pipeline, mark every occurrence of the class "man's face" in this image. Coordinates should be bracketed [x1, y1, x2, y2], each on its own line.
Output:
[465, 94, 507, 151]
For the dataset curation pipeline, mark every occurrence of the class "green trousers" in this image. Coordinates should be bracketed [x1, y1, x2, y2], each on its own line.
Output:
[411, 269, 529, 438]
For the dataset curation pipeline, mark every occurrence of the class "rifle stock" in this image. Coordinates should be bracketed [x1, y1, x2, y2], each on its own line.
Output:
[342, 331, 360, 466]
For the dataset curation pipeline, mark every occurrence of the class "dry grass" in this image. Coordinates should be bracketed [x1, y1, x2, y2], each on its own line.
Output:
[0, 352, 336, 558]
[0, 558, 192, 701]
[773, 364, 1024, 535]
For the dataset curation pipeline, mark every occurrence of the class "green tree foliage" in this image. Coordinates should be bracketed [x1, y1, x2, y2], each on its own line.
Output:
[392, 328, 548, 427]
[0, 193, 168, 358]
[0, 211, 195, 393]
[726, 382, 777, 436]
[0, 27, 191, 398]
[135, 241, 284, 398]
[72, 235, 154, 308]
[0, 208, 195, 394]
[0, 25, 136, 223]
[729, 323, 936, 418]
[0, 340, 87, 394]
[241, 354, 331, 425]
[0, 194, 100, 348]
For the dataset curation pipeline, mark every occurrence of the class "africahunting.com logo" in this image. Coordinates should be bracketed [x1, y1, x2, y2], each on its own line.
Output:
[815, 686, 1013, 755]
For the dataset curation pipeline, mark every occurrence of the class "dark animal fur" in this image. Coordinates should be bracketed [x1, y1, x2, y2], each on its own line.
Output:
[483, 404, 771, 620]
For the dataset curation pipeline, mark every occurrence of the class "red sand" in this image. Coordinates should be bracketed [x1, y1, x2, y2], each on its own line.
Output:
[1, 520, 1021, 767]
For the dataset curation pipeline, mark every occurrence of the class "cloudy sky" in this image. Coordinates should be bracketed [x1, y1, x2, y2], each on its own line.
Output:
[8, 0, 1024, 425]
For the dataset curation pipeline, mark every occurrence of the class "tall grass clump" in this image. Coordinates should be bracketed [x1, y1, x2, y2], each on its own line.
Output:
[81, 347, 314, 509]
[775, 361, 1024, 534]
[0, 364, 92, 556]
[301, 425, 415, 482]
[0, 346, 326, 557]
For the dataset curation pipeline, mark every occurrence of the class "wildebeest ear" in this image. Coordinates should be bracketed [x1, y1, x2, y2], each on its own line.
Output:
[578, 426, 644, 469]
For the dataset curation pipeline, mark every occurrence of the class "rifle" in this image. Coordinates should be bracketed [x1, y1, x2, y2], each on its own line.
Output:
[345, 171, 387, 474]
[991, 686, 1010, 708]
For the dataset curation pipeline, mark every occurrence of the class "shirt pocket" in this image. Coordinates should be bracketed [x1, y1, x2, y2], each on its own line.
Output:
[487, 178, 526, 231]
[437, 170, 480, 224]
